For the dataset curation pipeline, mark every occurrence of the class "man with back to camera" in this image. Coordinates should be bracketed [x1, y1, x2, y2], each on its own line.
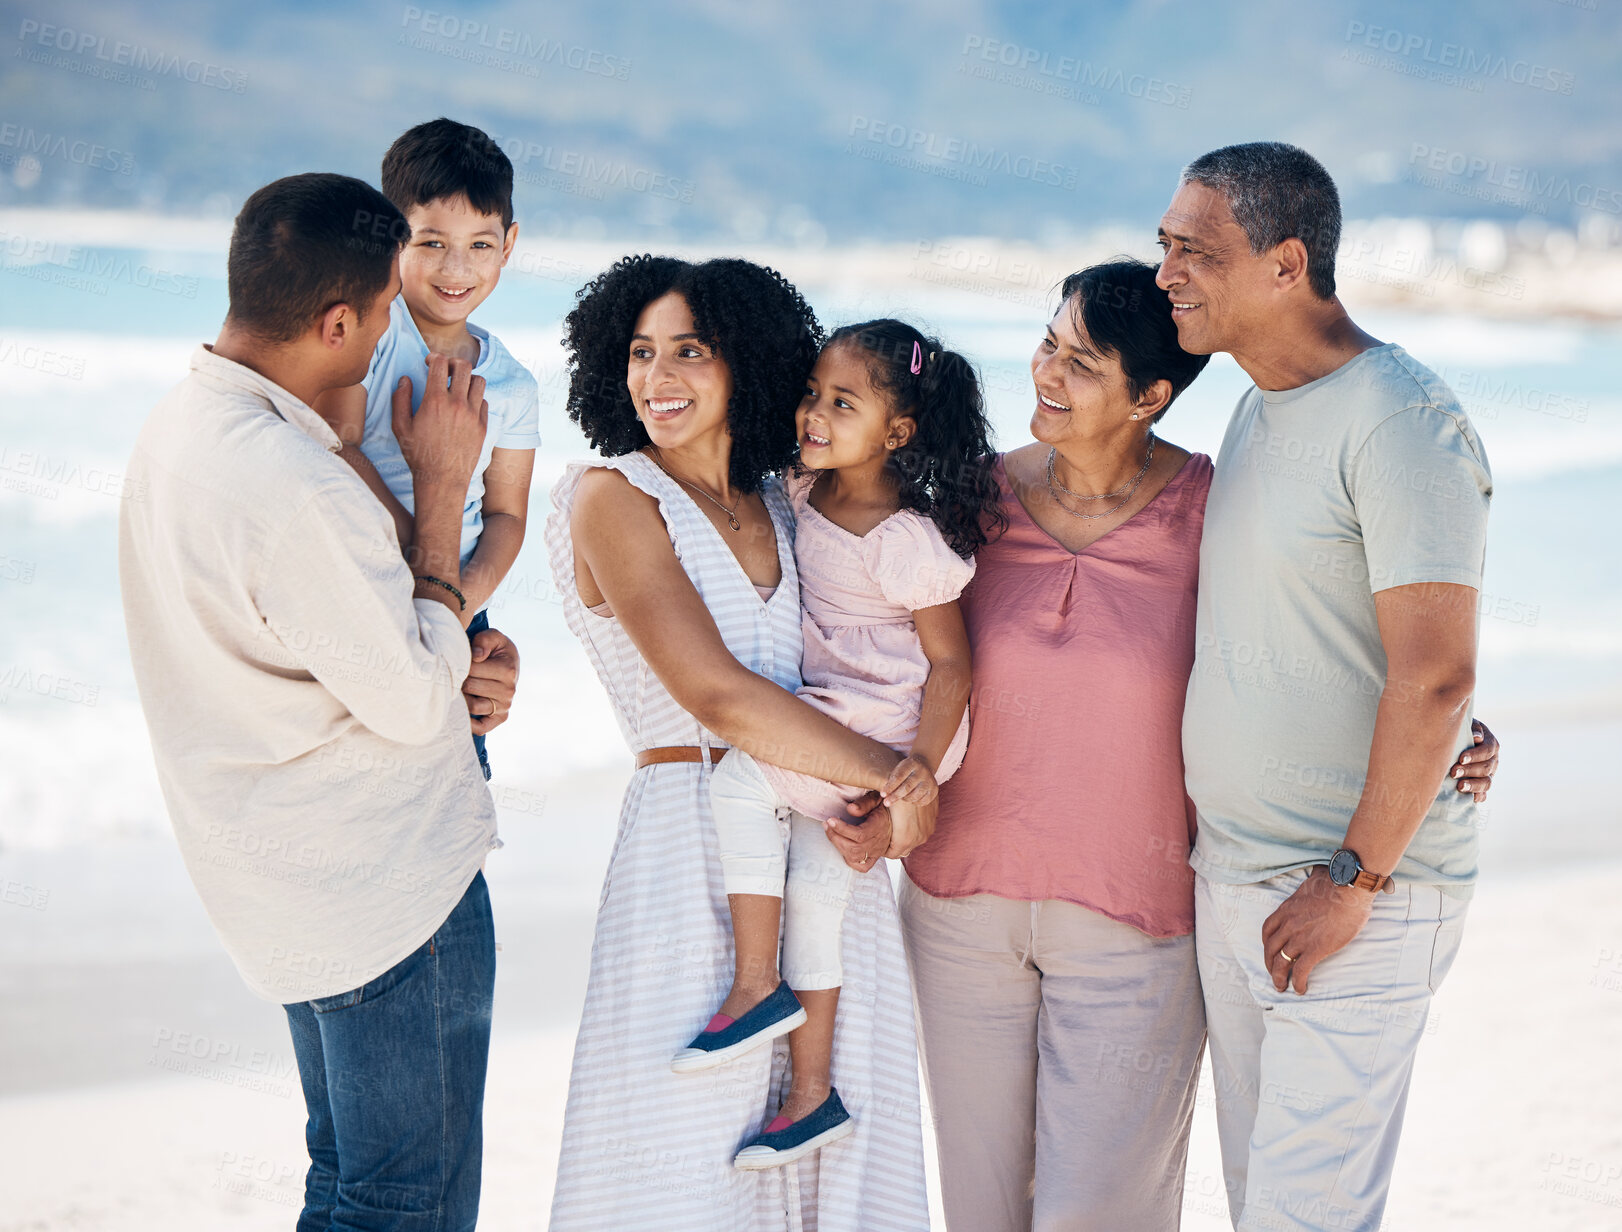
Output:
[1161, 142, 1495, 1230]
[119, 172, 520, 1229]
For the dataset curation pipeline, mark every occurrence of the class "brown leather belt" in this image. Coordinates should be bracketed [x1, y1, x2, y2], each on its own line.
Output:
[634, 745, 730, 769]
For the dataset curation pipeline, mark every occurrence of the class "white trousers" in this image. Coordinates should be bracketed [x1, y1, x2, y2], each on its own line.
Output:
[1195, 868, 1469, 1232]
[709, 750, 853, 990]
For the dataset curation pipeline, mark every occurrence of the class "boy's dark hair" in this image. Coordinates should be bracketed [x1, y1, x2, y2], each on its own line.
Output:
[225, 172, 405, 344]
[1057, 258, 1210, 422]
[381, 117, 515, 230]
[1181, 141, 1341, 299]
[563, 255, 823, 495]
[823, 319, 1005, 558]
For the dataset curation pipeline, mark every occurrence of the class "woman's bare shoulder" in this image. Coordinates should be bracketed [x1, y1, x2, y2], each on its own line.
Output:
[573, 461, 661, 521]
[570, 463, 679, 572]
[1001, 442, 1043, 485]
[1154, 438, 1193, 472]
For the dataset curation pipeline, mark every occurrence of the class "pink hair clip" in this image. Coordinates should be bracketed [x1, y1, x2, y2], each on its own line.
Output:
[910, 341, 922, 374]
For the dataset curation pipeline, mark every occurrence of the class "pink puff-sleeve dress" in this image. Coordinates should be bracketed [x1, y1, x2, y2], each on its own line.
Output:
[758, 469, 975, 821]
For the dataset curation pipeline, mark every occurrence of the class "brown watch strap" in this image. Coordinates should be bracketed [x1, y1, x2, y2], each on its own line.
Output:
[1351, 868, 1396, 894]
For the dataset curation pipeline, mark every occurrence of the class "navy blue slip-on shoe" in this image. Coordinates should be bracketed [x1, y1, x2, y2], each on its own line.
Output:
[733, 1087, 854, 1170]
[671, 981, 807, 1073]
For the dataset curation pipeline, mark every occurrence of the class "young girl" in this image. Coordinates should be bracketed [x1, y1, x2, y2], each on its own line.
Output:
[672, 319, 1003, 1170]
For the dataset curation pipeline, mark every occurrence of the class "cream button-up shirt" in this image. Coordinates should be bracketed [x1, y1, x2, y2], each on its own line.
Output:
[119, 345, 498, 1002]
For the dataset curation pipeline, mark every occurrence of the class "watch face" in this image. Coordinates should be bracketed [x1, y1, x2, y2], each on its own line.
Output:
[1328, 849, 1360, 886]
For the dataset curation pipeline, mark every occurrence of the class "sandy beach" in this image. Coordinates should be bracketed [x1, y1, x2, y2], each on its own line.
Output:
[4, 748, 1619, 1232]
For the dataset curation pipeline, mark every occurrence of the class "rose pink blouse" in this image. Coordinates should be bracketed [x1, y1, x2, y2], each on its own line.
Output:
[902, 452, 1212, 937]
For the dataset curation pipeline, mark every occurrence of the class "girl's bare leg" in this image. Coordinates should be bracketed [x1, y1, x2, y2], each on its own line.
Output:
[779, 987, 839, 1120]
[720, 893, 783, 1018]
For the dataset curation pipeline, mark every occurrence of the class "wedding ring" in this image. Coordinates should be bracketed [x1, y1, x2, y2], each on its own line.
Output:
[1279, 951, 1296, 963]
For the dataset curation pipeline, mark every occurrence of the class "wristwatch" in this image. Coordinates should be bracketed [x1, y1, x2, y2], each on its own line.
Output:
[1327, 848, 1395, 894]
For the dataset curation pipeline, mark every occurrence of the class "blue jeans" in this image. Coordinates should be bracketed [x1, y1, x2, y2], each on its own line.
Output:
[467, 608, 491, 781]
[284, 871, 496, 1232]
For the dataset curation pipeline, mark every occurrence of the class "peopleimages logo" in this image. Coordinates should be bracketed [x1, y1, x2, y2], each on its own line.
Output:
[0, 446, 147, 502]
[398, 7, 631, 79]
[0, 337, 86, 380]
[0, 123, 133, 175]
[958, 36, 1192, 108]
[1409, 144, 1622, 215]
[0, 231, 201, 298]
[14, 19, 250, 92]
[1343, 22, 1576, 94]
[484, 133, 695, 202]
[847, 116, 1078, 191]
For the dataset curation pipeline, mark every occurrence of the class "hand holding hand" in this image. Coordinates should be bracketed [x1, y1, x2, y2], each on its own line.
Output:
[1261, 866, 1374, 995]
[825, 795, 891, 873]
[882, 755, 938, 807]
[885, 792, 937, 859]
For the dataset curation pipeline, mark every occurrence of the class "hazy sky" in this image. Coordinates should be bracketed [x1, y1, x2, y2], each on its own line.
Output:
[2, 0, 1617, 243]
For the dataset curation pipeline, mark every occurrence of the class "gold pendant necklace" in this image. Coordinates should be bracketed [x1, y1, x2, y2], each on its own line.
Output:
[650, 452, 742, 531]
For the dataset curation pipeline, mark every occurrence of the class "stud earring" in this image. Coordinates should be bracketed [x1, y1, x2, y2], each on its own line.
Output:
[1130, 413, 1140, 420]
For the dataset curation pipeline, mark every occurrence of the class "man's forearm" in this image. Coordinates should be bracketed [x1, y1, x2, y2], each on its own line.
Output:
[409, 479, 468, 618]
[1342, 677, 1475, 874]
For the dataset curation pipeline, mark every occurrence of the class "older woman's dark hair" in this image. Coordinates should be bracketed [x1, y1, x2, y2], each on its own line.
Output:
[563, 254, 823, 494]
[1058, 258, 1209, 422]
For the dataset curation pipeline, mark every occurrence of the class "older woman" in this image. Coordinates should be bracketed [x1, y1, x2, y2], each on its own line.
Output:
[892, 258, 1498, 1231]
[543, 256, 931, 1231]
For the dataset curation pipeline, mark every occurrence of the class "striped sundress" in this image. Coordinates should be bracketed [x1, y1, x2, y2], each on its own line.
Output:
[543, 451, 931, 1231]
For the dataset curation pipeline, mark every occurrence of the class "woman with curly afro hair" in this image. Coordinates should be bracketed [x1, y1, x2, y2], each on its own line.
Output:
[544, 255, 933, 1229]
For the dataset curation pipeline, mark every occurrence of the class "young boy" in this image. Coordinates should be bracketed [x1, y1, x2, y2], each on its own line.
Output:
[317, 117, 538, 781]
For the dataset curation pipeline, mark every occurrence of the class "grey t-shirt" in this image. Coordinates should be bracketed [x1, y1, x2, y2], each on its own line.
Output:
[1183, 343, 1492, 895]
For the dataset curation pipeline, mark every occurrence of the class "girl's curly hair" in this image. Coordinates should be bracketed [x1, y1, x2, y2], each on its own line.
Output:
[822, 320, 1005, 557]
[562, 254, 823, 494]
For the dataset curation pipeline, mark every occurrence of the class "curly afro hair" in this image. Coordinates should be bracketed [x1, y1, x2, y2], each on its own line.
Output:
[562, 254, 824, 494]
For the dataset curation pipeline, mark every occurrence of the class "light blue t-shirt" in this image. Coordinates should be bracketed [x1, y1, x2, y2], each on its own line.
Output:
[1182, 343, 1492, 897]
[358, 295, 540, 567]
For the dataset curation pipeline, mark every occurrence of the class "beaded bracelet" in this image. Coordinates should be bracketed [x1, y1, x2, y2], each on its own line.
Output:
[414, 575, 466, 611]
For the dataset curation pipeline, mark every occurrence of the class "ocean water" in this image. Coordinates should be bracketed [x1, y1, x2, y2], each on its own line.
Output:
[2, 223, 1618, 875]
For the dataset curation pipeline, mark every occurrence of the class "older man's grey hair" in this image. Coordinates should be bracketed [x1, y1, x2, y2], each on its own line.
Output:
[1180, 142, 1341, 300]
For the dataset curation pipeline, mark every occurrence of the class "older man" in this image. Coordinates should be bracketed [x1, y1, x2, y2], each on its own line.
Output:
[119, 173, 518, 1231]
[1161, 143, 1494, 1231]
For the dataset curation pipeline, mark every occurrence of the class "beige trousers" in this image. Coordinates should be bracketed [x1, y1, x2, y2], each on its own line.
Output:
[1195, 869, 1468, 1231]
[899, 872, 1206, 1231]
